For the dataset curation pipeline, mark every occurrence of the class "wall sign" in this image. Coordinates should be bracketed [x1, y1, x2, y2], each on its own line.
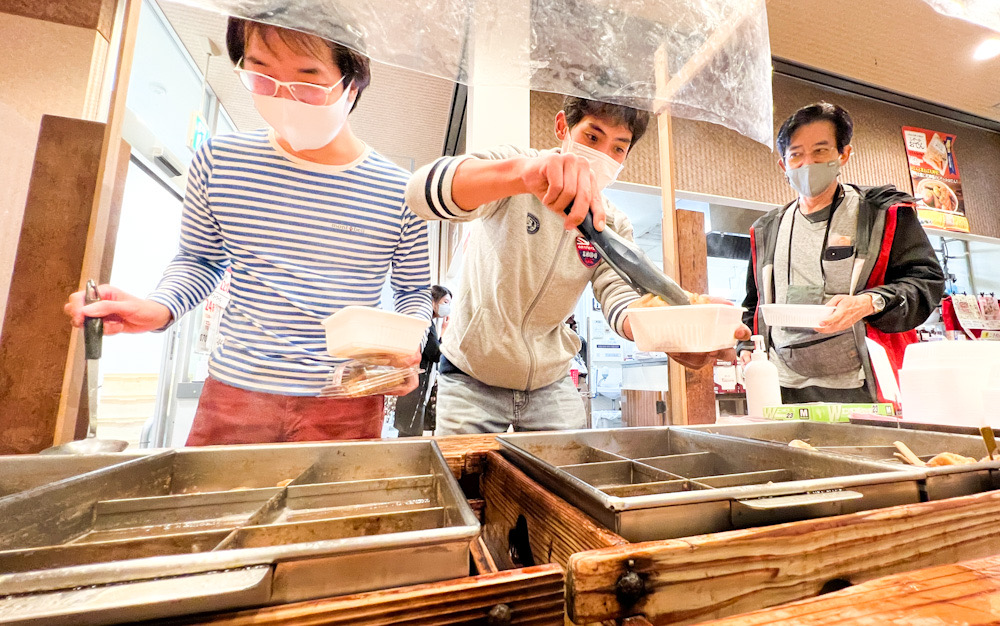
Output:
[901, 126, 968, 232]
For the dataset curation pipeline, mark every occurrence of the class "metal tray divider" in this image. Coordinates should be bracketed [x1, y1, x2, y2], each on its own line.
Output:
[225, 506, 450, 550]
[603, 479, 711, 498]
[279, 475, 438, 523]
[212, 472, 305, 552]
[632, 452, 718, 479]
[689, 469, 793, 488]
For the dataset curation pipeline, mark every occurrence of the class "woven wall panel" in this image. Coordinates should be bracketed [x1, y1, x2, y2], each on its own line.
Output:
[530, 76, 1000, 238]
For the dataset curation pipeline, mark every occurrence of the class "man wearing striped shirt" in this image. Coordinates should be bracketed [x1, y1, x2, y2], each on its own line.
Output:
[407, 98, 748, 434]
[66, 20, 431, 445]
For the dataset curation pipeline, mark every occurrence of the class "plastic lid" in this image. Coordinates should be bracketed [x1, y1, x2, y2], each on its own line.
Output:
[751, 334, 765, 353]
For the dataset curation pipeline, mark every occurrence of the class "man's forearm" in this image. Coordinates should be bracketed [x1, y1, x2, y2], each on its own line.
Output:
[451, 157, 528, 211]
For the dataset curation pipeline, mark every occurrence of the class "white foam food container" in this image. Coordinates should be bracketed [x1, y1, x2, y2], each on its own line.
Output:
[759, 304, 835, 328]
[626, 304, 743, 353]
[323, 306, 430, 358]
[899, 341, 1000, 428]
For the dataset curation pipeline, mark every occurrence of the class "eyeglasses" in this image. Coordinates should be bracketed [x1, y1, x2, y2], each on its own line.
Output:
[234, 62, 345, 106]
[785, 146, 839, 167]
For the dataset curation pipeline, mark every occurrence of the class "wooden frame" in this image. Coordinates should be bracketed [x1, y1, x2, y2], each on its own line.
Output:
[184, 564, 565, 625]
[54, 0, 141, 446]
[699, 554, 1000, 625]
[566, 487, 1000, 624]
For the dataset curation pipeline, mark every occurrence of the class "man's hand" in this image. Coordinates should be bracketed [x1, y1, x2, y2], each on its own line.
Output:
[622, 297, 752, 369]
[815, 294, 875, 334]
[738, 349, 752, 367]
[64, 285, 172, 335]
[668, 323, 752, 369]
[518, 152, 606, 231]
[380, 350, 421, 396]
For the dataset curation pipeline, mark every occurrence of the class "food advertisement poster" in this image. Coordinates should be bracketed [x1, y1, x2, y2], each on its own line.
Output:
[901, 126, 968, 232]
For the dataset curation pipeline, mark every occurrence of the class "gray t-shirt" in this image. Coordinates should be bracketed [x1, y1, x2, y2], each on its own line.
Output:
[770, 186, 865, 390]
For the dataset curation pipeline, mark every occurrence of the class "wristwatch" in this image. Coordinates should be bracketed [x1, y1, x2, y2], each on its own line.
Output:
[868, 292, 887, 314]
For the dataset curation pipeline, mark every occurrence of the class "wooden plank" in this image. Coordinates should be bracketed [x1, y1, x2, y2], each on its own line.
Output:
[700, 555, 1000, 625]
[481, 451, 627, 571]
[179, 564, 564, 625]
[54, 0, 140, 446]
[73, 136, 131, 440]
[566, 488, 1000, 624]
[621, 390, 670, 427]
[471, 536, 500, 575]
[467, 498, 486, 523]
[0, 116, 105, 454]
[676, 209, 716, 426]
[433, 433, 500, 479]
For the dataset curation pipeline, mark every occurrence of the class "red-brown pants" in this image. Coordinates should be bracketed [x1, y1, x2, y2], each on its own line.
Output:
[186, 377, 384, 446]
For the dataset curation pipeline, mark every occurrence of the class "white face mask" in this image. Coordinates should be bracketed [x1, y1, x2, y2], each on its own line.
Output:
[252, 80, 353, 151]
[785, 159, 841, 198]
[436, 303, 451, 318]
[561, 135, 625, 191]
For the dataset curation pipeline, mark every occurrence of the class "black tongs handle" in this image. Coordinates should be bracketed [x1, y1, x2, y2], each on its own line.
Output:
[84, 280, 103, 361]
[564, 204, 690, 306]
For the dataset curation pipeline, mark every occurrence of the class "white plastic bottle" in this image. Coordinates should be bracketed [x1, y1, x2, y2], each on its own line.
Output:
[744, 335, 782, 417]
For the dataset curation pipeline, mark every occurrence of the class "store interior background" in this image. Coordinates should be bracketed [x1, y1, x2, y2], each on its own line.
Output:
[2, 0, 1000, 445]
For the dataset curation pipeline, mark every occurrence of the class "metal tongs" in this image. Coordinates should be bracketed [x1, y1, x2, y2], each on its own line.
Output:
[569, 205, 690, 306]
[41, 280, 129, 454]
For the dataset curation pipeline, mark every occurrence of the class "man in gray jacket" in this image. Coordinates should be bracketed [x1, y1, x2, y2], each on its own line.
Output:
[406, 97, 749, 434]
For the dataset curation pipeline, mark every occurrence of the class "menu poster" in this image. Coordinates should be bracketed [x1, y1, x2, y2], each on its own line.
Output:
[901, 126, 968, 232]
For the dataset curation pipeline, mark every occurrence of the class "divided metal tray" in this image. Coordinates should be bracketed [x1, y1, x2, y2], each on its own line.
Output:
[680, 421, 1000, 500]
[0, 440, 478, 625]
[498, 427, 926, 542]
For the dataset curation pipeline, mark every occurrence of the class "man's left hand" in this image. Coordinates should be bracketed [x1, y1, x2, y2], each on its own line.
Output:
[668, 322, 752, 369]
[815, 294, 875, 334]
[622, 299, 752, 370]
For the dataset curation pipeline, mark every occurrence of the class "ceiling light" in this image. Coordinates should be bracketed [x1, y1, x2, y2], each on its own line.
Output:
[973, 38, 1000, 61]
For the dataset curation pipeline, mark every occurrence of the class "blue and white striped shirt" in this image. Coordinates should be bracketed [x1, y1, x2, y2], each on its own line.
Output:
[148, 130, 432, 395]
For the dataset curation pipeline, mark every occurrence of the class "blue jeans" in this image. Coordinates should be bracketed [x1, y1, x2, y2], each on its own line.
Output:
[435, 372, 586, 435]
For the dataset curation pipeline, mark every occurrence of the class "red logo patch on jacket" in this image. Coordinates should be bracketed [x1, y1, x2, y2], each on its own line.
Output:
[576, 237, 601, 267]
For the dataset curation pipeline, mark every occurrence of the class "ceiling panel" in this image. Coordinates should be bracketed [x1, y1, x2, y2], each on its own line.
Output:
[767, 0, 1000, 122]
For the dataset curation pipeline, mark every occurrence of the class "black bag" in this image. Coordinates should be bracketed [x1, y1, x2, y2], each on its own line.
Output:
[776, 331, 860, 379]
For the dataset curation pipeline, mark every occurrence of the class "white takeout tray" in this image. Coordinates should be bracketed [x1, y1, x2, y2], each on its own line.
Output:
[323, 306, 430, 358]
[626, 304, 743, 353]
[760, 304, 835, 328]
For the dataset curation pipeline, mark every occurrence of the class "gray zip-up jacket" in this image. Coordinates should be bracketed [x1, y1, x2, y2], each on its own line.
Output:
[406, 145, 639, 391]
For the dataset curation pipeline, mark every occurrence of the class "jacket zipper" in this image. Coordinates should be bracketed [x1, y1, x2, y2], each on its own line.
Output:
[520, 231, 571, 391]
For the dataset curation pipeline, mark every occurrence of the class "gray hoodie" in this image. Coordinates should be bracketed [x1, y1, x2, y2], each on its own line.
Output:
[406, 145, 640, 391]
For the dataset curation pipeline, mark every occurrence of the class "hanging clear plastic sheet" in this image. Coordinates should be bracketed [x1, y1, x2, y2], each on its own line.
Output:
[163, 0, 774, 147]
[919, 0, 1000, 33]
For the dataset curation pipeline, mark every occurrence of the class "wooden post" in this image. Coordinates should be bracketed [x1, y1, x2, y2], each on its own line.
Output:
[653, 2, 759, 426]
[53, 0, 140, 445]
[676, 210, 716, 424]
[654, 46, 687, 426]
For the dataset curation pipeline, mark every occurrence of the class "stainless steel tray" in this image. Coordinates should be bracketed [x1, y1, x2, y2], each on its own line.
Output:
[498, 427, 926, 542]
[0, 453, 147, 500]
[0, 440, 478, 625]
[680, 421, 1000, 500]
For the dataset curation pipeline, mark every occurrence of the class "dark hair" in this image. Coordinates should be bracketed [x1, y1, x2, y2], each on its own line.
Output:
[562, 96, 650, 149]
[776, 102, 853, 157]
[430, 285, 451, 302]
[226, 17, 371, 112]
